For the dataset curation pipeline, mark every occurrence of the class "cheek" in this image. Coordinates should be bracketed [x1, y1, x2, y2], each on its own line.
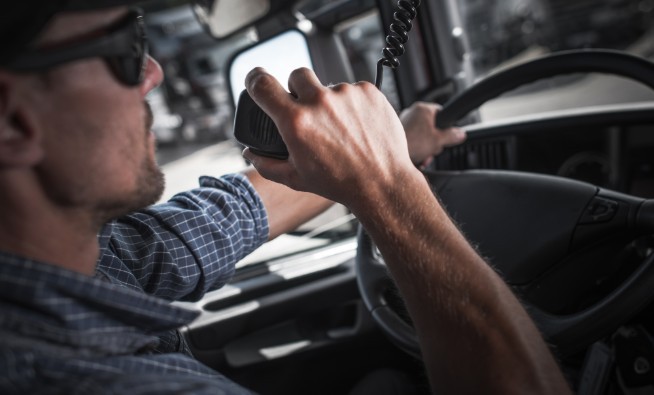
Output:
[90, 100, 148, 176]
[38, 87, 147, 196]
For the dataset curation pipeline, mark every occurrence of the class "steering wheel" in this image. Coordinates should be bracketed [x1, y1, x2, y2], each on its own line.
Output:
[356, 49, 654, 359]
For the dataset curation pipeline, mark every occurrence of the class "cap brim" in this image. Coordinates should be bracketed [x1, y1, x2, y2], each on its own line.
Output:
[64, 0, 150, 11]
[0, 0, 156, 65]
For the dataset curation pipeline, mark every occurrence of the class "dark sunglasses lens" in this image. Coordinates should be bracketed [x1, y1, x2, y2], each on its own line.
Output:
[106, 16, 148, 86]
[106, 53, 144, 86]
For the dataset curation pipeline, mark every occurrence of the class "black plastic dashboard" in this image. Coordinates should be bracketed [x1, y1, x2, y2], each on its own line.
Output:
[431, 102, 654, 199]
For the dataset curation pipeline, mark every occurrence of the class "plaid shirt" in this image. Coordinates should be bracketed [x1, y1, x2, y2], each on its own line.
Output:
[0, 174, 268, 394]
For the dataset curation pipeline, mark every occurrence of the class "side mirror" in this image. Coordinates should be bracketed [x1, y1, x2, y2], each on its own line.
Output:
[228, 30, 313, 105]
[192, 0, 271, 39]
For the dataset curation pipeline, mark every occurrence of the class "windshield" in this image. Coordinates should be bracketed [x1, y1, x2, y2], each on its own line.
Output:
[457, 0, 654, 120]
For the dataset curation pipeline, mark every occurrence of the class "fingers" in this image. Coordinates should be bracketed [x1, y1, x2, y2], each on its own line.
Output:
[287, 68, 324, 100]
[246, 67, 327, 150]
[434, 106, 466, 146]
[242, 67, 324, 185]
[401, 101, 438, 116]
[402, 102, 468, 165]
[243, 148, 296, 187]
[441, 126, 467, 147]
[245, 67, 297, 125]
[246, 67, 325, 113]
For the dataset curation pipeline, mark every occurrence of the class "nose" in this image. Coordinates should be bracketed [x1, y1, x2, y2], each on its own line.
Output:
[140, 55, 164, 96]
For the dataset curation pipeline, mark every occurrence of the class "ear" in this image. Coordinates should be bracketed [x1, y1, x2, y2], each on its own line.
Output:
[0, 70, 44, 168]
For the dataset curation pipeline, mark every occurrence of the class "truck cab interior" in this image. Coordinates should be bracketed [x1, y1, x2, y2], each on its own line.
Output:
[144, 0, 654, 393]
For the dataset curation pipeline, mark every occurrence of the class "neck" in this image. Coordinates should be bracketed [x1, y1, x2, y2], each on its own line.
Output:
[0, 175, 101, 277]
[0, 223, 100, 276]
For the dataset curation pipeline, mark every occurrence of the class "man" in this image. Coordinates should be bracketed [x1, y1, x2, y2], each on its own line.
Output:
[0, 1, 570, 395]
[0, 1, 467, 394]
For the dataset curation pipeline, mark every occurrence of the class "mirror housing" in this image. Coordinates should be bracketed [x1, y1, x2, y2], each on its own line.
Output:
[192, 0, 271, 39]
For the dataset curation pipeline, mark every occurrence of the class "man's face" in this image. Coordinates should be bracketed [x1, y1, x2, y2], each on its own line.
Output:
[28, 8, 166, 223]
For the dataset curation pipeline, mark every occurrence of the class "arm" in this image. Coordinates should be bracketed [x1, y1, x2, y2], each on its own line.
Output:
[100, 99, 462, 297]
[98, 174, 269, 301]
[248, 101, 466, 240]
[242, 67, 572, 394]
[244, 168, 333, 240]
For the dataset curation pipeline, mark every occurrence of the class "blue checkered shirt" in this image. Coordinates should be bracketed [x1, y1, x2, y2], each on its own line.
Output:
[0, 174, 268, 394]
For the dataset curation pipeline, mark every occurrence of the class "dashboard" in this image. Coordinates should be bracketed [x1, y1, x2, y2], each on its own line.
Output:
[432, 102, 654, 199]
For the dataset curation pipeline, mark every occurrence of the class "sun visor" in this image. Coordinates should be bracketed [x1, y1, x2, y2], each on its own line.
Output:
[64, 0, 149, 11]
[0, 1, 154, 65]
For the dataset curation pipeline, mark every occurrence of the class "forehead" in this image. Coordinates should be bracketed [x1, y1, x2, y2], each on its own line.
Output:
[38, 7, 128, 46]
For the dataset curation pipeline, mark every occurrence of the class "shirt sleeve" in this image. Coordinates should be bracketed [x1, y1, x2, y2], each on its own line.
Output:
[96, 173, 269, 302]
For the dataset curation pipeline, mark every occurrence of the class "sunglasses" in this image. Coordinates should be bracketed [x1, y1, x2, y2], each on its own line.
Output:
[6, 9, 148, 87]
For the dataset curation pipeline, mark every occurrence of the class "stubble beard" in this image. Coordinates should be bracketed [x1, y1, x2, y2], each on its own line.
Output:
[135, 101, 165, 207]
[95, 102, 165, 223]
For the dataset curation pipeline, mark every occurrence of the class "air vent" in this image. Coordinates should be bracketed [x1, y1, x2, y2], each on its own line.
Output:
[432, 137, 515, 170]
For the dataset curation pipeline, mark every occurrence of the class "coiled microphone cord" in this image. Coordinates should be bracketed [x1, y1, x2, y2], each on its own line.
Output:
[375, 0, 422, 89]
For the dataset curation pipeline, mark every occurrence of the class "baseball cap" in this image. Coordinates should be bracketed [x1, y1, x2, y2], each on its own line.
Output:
[0, 1, 150, 65]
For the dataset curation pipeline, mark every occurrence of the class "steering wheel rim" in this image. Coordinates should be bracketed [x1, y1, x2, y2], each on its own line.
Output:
[436, 49, 654, 129]
[356, 49, 654, 358]
[355, 227, 422, 359]
[357, 218, 654, 358]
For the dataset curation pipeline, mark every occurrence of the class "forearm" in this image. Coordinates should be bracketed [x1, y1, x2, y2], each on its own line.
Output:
[240, 68, 567, 393]
[100, 174, 269, 301]
[244, 169, 334, 240]
[349, 168, 571, 394]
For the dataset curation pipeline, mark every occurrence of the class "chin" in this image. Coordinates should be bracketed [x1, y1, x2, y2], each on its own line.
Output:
[137, 163, 166, 207]
[97, 163, 165, 223]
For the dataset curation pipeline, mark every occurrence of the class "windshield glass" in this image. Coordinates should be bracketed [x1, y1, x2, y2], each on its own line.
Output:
[457, 0, 654, 120]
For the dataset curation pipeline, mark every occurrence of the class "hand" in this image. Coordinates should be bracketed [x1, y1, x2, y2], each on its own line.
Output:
[401, 102, 466, 168]
[242, 67, 419, 209]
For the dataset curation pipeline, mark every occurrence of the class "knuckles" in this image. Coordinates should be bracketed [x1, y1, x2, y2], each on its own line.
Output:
[287, 110, 313, 138]
[329, 82, 351, 93]
[288, 67, 314, 82]
[356, 80, 377, 94]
